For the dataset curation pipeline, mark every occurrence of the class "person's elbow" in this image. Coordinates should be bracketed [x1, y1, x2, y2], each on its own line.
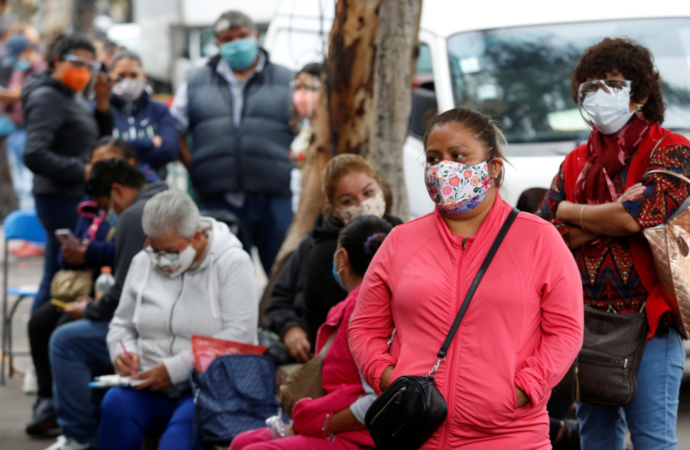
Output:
[160, 141, 179, 164]
[601, 211, 643, 237]
[147, 140, 178, 167]
[23, 149, 42, 174]
[616, 215, 642, 236]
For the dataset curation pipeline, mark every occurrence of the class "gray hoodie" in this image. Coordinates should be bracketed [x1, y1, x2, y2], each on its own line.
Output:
[107, 217, 259, 389]
[84, 181, 169, 321]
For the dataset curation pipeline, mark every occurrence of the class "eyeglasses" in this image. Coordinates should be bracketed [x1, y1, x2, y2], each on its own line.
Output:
[63, 54, 101, 71]
[289, 79, 323, 91]
[578, 79, 632, 102]
[143, 238, 189, 260]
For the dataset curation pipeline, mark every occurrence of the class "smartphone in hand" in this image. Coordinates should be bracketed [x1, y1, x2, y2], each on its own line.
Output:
[55, 229, 80, 248]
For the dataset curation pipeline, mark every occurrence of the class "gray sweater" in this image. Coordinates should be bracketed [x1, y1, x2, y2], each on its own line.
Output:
[83, 182, 169, 321]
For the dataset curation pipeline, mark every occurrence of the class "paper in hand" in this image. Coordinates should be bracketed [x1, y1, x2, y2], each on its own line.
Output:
[89, 374, 145, 389]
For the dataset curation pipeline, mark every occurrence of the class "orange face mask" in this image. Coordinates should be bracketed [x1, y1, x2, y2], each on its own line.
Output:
[62, 66, 92, 92]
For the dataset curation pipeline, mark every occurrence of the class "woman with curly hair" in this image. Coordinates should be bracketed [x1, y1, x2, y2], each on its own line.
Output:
[538, 37, 689, 449]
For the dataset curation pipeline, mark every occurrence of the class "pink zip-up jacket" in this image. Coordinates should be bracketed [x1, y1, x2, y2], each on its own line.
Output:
[292, 285, 374, 447]
[348, 194, 584, 449]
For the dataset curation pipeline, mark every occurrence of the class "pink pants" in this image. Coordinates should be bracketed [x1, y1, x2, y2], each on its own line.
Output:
[229, 428, 363, 450]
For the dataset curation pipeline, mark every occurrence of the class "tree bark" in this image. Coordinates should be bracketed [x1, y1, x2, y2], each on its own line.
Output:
[277, 0, 381, 255]
[327, 0, 379, 156]
[367, 0, 422, 221]
[259, 0, 423, 320]
[259, 0, 382, 321]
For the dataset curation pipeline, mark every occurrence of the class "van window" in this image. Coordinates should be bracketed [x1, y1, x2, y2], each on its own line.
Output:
[417, 43, 433, 74]
[414, 43, 434, 91]
[447, 18, 690, 144]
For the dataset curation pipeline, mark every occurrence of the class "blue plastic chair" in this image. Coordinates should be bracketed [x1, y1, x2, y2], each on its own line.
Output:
[2, 210, 45, 385]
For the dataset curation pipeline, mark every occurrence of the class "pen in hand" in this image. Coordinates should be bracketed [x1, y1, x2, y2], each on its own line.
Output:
[119, 339, 138, 375]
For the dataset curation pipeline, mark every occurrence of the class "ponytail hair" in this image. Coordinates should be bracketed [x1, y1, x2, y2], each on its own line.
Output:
[338, 215, 392, 277]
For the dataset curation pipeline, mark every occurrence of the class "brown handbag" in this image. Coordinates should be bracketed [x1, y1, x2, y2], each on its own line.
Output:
[641, 133, 690, 339]
[555, 307, 647, 406]
[50, 270, 93, 303]
[279, 326, 337, 418]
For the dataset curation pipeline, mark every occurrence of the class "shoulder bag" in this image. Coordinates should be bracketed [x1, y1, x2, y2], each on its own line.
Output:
[641, 133, 690, 339]
[279, 325, 338, 418]
[50, 270, 93, 303]
[364, 208, 519, 450]
[554, 306, 647, 406]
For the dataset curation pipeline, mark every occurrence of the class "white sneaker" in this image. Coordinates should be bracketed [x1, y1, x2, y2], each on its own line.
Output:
[44, 435, 92, 450]
[23, 365, 38, 395]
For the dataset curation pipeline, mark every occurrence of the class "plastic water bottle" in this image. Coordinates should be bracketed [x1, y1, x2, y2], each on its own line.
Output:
[94, 267, 115, 299]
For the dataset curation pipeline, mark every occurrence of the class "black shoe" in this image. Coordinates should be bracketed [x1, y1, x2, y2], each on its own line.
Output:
[26, 397, 60, 436]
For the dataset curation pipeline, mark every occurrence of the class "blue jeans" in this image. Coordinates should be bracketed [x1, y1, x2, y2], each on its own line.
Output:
[99, 388, 201, 450]
[576, 327, 684, 450]
[202, 195, 293, 274]
[34, 194, 80, 313]
[50, 319, 113, 445]
[6, 127, 33, 210]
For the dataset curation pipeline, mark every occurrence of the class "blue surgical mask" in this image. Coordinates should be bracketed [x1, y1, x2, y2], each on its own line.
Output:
[332, 249, 346, 291]
[106, 191, 119, 227]
[15, 58, 31, 72]
[105, 209, 118, 227]
[220, 37, 259, 71]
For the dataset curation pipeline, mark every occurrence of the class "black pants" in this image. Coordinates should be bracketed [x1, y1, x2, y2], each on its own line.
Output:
[548, 393, 577, 446]
[28, 302, 72, 398]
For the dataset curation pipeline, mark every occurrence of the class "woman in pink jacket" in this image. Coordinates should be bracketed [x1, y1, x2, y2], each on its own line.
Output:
[231, 215, 393, 450]
[348, 107, 584, 449]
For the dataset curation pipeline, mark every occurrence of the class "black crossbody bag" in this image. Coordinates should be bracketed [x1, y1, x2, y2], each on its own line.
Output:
[364, 208, 519, 450]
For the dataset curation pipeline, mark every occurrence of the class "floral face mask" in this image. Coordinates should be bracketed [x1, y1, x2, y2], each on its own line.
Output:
[425, 160, 493, 215]
[337, 191, 386, 225]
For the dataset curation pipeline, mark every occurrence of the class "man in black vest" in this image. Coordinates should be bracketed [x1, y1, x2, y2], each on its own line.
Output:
[171, 10, 295, 275]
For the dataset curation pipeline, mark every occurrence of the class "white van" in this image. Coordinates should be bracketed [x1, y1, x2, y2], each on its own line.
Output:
[265, 0, 690, 219]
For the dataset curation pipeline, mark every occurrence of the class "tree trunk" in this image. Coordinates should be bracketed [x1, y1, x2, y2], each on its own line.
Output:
[367, 0, 422, 221]
[259, 0, 423, 320]
[259, 0, 382, 321]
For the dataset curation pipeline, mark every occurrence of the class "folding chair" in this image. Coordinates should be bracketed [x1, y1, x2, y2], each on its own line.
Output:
[1, 210, 45, 385]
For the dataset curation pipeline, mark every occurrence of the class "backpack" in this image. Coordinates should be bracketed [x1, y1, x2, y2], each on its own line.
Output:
[190, 355, 279, 447]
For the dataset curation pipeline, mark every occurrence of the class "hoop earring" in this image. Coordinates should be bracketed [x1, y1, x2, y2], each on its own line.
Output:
[635, 105, 643, 116]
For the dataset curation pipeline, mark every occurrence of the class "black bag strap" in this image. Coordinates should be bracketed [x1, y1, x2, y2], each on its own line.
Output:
[428, 208, 519, 379]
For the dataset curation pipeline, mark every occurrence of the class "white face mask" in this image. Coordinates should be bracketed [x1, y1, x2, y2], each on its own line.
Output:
[112, 78, 145, 103]
[336, 191, 386, 225]
[146, 239, 197, 278]
[579, 81, 633, 135]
